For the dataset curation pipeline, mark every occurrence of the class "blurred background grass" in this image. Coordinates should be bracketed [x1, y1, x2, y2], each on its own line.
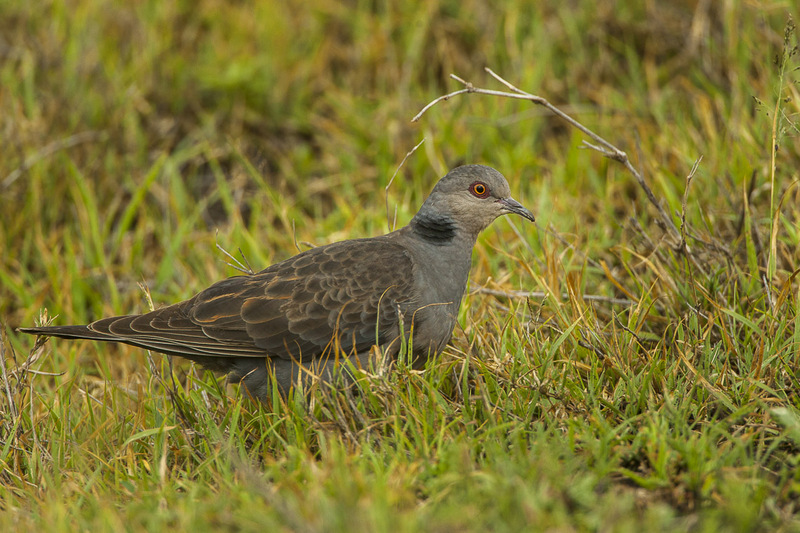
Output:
[2, 0, 800, 530]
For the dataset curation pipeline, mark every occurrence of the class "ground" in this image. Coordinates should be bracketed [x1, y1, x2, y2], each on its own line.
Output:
[1, 1, 799, 531]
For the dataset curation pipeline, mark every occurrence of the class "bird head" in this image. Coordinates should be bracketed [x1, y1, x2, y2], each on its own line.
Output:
[418, 165, 534, 238]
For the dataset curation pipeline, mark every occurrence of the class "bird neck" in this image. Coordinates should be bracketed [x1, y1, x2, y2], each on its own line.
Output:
[409, 210, 459, 245]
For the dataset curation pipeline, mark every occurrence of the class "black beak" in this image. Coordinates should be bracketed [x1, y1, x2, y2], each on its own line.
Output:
[497, 197, 535, 222]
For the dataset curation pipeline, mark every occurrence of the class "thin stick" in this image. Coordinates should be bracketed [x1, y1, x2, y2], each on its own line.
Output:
[385, 138, 425, 232]
[0, 326, 17, 419]
[679, 157, 703, 254]
[3, 130, 103, 188]
[215, 230, 255, 275]
[473, 287, 636, 307]
[411, 90, 472, 123]
[292, 219, 301, 253]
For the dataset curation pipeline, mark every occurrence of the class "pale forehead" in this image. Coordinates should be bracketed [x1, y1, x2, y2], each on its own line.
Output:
[436, 165, 510, 194]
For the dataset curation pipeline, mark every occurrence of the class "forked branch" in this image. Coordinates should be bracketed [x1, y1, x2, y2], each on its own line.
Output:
[413, 68, 682, 241]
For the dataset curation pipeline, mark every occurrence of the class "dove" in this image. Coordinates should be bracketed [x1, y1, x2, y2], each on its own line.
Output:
[19, 165, 534, 400]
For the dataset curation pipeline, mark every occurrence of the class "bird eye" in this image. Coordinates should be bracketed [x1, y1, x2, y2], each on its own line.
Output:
[470, 182, 489, 198]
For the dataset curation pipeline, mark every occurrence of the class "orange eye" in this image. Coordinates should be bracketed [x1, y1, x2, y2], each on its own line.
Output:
[470, 182, 489, 198]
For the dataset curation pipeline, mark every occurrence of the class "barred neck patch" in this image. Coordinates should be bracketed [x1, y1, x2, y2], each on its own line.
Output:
[410, 211, 457, 245]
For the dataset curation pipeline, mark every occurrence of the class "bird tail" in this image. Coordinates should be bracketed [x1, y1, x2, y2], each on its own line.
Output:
[17, 325, 114, 341]
[17, 322, 251, 376]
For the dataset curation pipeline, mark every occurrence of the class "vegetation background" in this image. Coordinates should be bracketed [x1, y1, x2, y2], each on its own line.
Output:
[1, 0, 799, 530]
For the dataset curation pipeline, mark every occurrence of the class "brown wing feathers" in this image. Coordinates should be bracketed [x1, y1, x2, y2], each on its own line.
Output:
[20, 238, 416, 364]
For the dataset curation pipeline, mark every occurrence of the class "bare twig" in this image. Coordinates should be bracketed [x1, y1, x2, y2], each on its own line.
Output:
[413, 68, 682, 241]
[679, 157, 703, 254]
[385, 138, 425, 232]
[3, 131, 103, 188]
[501, 215, 540, 264]
[544, 223, 603, 270]
[292, 219, 301, 254]
[473, 287, 636, 307]
[215, 230, 255, 275]
[24, 369, 66, 377]
[412, 89, 474, 123]
[0, 326, 17, 419]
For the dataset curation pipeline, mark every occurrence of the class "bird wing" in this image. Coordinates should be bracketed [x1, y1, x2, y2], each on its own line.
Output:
[60, 238, 418, 361]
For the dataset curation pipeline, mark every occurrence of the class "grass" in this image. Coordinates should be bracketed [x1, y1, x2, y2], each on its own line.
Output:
[2, 0, 800, 530]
